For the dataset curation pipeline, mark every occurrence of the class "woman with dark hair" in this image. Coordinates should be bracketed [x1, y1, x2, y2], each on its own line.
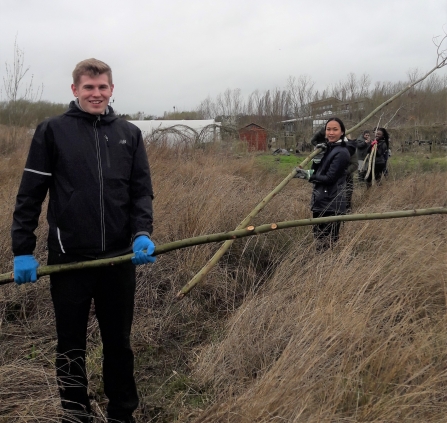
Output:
[295, 117, 351, 251]
[365, 127, 389, 187]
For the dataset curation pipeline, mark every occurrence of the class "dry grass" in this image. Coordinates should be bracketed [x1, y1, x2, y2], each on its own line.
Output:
[0, 141, 446, 422]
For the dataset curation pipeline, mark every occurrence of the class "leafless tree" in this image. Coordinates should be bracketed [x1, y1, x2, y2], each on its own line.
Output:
[287, 75, 315, 118]
[2, 36, 42, 103]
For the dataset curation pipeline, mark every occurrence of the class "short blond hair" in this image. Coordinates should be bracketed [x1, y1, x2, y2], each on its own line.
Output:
[72, 58, 113, 86]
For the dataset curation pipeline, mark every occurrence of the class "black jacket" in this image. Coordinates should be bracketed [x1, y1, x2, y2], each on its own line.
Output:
[309, 140, 350, 214]
[346, 140, 358, 175]
[310, 126, 326, 146]
[366, 139, 388, 165]
[12, 102, 154, 257]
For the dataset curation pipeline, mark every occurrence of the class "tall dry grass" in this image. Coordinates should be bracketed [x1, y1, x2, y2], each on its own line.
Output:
[0, 141, 446, 422]
[191, 170, 447, 422]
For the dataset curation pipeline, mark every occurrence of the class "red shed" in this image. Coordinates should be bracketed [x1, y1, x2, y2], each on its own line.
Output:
[238, 123, 268, 151]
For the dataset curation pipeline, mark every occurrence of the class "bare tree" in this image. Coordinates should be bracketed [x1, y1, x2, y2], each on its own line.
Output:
[2, 36, 43, 130]
[287, 75, 315, 118]
[2, 36, 42, 103]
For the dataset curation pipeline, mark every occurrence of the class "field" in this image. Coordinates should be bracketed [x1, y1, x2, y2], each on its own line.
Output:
[0, 139, 446, 422]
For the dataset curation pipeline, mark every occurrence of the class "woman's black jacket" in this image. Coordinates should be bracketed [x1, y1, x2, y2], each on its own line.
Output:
[309, 140, 351, 214]
[366, 139, 388, 165]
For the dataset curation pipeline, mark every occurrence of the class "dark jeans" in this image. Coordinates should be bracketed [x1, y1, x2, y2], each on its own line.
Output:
[49, 251, 138, 422]
[312, 211, 342, 252]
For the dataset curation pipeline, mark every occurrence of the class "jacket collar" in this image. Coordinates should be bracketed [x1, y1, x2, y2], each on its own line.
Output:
[65, 100, 117, 123]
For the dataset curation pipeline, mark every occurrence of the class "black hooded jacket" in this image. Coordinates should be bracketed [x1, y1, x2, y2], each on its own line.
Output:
[12, 101, 154, 257]
[309, 140, 350, 214]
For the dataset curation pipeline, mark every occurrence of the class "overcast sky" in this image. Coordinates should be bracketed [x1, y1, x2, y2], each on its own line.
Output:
[1, 0, 447, 117]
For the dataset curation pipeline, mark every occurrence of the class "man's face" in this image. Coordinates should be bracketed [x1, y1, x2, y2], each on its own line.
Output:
[71, 73, 114, 115]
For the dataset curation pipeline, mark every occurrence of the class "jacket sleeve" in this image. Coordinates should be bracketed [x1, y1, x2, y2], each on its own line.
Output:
[310, 127, 326, 146]
[356, 137, 368, 151]
[129, 130, 154, 238]
[309, 149, 350, 185]
[11, 121, 54, 256]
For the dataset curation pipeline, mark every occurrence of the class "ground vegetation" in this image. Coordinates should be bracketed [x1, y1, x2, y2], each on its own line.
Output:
[0, 137, 446, 422]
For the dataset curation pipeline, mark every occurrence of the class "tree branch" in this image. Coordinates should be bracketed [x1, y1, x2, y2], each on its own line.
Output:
[3, 208, 445, 288]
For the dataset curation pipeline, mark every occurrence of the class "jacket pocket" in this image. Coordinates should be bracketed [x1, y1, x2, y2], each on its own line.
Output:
[55, 190, 101, 251]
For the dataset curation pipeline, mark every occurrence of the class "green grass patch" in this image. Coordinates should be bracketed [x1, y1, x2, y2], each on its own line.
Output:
[255, 153, 308, 175]
[388, 152, 447, 177]
[255, 151, 447, 178]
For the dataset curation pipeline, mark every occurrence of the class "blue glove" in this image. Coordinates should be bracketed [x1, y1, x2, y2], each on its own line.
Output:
[131, 235, 156, 265]
[294, 169, 314, 180]
[14, 255, 39, 284]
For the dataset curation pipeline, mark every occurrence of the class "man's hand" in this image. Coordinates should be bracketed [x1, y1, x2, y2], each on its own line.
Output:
[132, 235, 156, 265]
[294, 169, 314, 180]
[14, 255, 39, 284]
[371, 140, 378, 147]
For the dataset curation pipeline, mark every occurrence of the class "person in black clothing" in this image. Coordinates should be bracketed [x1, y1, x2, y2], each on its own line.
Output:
[356, 130, 370, 182]
[311, 126, 356, 212]
[11, 59, 156, 423]
[296, 117, 351, 251]
[365, 127, 390, 187]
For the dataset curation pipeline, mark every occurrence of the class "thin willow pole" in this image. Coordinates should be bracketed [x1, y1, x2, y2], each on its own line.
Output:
[2, 207, 445, 288]
[181, 55, 447, 299]
[345, 51, 447, 136]
[364, 144, 377, 183]
[173, 207, 446, 298]
[371, 147, 377, 185]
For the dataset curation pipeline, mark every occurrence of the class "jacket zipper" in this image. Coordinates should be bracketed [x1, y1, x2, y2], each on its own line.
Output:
[93, 116, 106, 252]
[104, 134, 111, 168]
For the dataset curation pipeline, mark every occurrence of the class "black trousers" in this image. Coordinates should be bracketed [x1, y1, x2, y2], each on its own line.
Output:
[48, 251, 138, 422]
[365, 163, 387, 187]
[312, 211, 342, 252]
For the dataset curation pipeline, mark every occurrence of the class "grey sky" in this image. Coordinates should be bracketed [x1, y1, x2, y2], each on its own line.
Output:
[1, 0, 447, 117]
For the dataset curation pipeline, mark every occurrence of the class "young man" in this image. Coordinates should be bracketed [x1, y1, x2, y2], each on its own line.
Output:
[11, 59, 156, 423]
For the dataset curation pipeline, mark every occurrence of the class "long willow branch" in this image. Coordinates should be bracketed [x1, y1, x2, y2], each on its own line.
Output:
[182, 56, 447, 299]
[345, 54, 447, 136]
[6, 208, 443, 287]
